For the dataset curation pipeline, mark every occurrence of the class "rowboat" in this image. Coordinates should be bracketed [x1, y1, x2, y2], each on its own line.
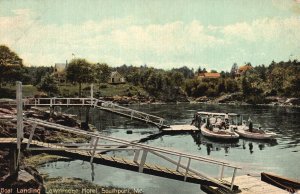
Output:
[235, 126, 277, 140]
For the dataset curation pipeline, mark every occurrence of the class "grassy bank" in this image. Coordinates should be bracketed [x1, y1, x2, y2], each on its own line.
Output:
[0, 83, 148, 98]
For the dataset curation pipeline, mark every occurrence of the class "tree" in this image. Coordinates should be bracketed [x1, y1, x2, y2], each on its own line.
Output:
[66, 58, 95, 97]
[230, 63, 238, 77]
[37, 74, 59, 96]
[94, 63, 111, 83]
[0, 45, 24, 87]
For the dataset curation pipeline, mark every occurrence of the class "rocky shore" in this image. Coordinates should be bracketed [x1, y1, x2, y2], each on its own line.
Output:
[102, 93, 300, 108]
[0, 105, 142, 194]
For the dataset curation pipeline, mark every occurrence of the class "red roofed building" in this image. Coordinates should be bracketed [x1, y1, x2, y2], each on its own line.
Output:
[236, 64, 253, 77]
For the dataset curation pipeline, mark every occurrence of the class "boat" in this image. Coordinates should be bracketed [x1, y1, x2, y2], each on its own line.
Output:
[195, 112, 240, 140]
[200, 123, 239, 140]
[235, 125, 277, 140]
[194, 111, 277, 140]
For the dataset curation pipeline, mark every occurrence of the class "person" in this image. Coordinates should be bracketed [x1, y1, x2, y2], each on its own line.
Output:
[225, 113, 229, 129]
[248, 118, 253, 132]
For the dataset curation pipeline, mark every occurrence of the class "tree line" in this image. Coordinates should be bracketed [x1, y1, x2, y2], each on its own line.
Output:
[1, 45, 299, 103]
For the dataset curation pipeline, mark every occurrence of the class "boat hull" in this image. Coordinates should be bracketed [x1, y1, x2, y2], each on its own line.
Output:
[200, 124, 239, 140]
[235, 127, 277, 140]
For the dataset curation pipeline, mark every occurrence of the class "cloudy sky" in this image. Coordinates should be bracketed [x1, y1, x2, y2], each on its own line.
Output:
[0, 0, 300, 71]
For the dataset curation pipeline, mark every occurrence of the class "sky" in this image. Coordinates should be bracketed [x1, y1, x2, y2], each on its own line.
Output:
[0, 0, 300, 71]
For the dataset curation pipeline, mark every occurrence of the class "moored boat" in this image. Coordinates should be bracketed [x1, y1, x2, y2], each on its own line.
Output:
[194, 111, 277, 141]
[200, 123, 239, 140]
[235, 126, 277, 140]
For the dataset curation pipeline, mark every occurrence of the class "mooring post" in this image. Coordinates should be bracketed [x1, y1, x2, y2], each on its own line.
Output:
[16, 81, 23, 168]
[8, 147, 17, 174]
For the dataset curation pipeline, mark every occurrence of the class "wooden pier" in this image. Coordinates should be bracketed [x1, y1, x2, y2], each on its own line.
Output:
[162, 124, 199, 132]
[23, 97, 170, 128]
[0, 136, 239, 191]
[201, 174, 290, 194]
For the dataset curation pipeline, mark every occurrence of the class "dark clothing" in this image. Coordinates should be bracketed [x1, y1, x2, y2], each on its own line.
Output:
[249, 122, 253, 132]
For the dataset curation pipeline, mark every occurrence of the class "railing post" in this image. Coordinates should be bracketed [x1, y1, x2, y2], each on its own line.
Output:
[27, 123, 37, 149]
[133, 149, 140, 163]
[176, 155, 182, 171]
[138, 150, 148, 173]
[230, 168, 237, 190]
[90, 84, 94, 100]
[90, 137, 99, 164]
[89, 137, 95, 148]
[184, 158, 191, 182]
[94, 99, 98, 107]
[50, 98, 53, 107]
[219, 163, 225, 180]
[131, 111, 134, 120]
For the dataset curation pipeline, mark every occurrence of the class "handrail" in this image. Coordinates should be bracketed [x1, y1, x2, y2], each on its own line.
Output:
[26, 118, 240, 169]
[24, 97, 166, 124]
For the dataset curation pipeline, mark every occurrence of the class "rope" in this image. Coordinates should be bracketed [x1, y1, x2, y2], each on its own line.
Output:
[263, 173, 295, 193]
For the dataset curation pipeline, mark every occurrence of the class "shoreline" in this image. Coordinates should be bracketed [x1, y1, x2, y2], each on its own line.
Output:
[0, 106, 142, 194]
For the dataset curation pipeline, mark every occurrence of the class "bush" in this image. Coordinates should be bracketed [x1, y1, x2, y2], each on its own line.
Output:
[99, 83, 108, 89]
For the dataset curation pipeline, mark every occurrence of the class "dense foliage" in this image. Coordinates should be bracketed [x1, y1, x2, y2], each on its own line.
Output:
[0, 45, 25, 87]
[0, 45, 299, 103]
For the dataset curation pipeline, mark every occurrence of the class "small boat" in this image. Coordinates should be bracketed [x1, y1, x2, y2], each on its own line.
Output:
[235, 125, 277, 140]
[200, 123, 239, 140]
[194, 111, 277, 141]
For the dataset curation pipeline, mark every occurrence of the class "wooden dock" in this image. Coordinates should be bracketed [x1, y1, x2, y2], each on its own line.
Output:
[162, 124, 199, 132]
[23, 97, 170, 128]
[0, 137, 237, 190]
[201, 174, 290, 194]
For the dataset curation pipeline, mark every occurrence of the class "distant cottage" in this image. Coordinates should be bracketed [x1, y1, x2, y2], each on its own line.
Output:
[108, 71, 126, 84]
[197, 72, 221, 79]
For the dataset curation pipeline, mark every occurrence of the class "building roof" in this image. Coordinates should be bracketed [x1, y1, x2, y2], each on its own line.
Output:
[238, 65, 253, 72]
[198, 72, 221, 78]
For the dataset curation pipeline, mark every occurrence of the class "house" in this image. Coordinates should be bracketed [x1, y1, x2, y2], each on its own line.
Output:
[235, 64, 253, 77]
[197, 72, 221, 79]
[108, 71, 126, 84]
[53, 61, 68, 83]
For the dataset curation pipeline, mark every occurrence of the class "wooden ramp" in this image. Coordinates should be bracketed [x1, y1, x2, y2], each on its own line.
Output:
[24, 98, 170, 128]
[0, 137, 236, 190]
[201, 174, 290, 194]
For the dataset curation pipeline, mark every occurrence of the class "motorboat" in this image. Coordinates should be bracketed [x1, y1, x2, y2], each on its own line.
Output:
[195, 112, 239, 140]
[194, 111, 277, 140]
[200, 123, 239, 140]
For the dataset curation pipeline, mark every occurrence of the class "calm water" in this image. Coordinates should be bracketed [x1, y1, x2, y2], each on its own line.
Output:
[39, 103, 300, 194]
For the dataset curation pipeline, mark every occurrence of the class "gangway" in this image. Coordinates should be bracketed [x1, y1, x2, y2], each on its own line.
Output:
[5, 116, 239, 192]
[24, 97, 169, 129]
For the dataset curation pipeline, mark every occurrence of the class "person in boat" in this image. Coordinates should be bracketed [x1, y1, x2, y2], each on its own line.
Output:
[248, 118, 253, 132]
[207, 116, 212, 130]
[225, 113, 229, 129]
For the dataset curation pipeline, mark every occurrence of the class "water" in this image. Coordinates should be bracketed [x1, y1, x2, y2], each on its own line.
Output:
[39, 103, 300, 193]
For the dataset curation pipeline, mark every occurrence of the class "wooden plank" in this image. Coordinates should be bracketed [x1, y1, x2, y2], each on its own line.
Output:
[163, 124, 199, 132]
[222, 175, 290, 194]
